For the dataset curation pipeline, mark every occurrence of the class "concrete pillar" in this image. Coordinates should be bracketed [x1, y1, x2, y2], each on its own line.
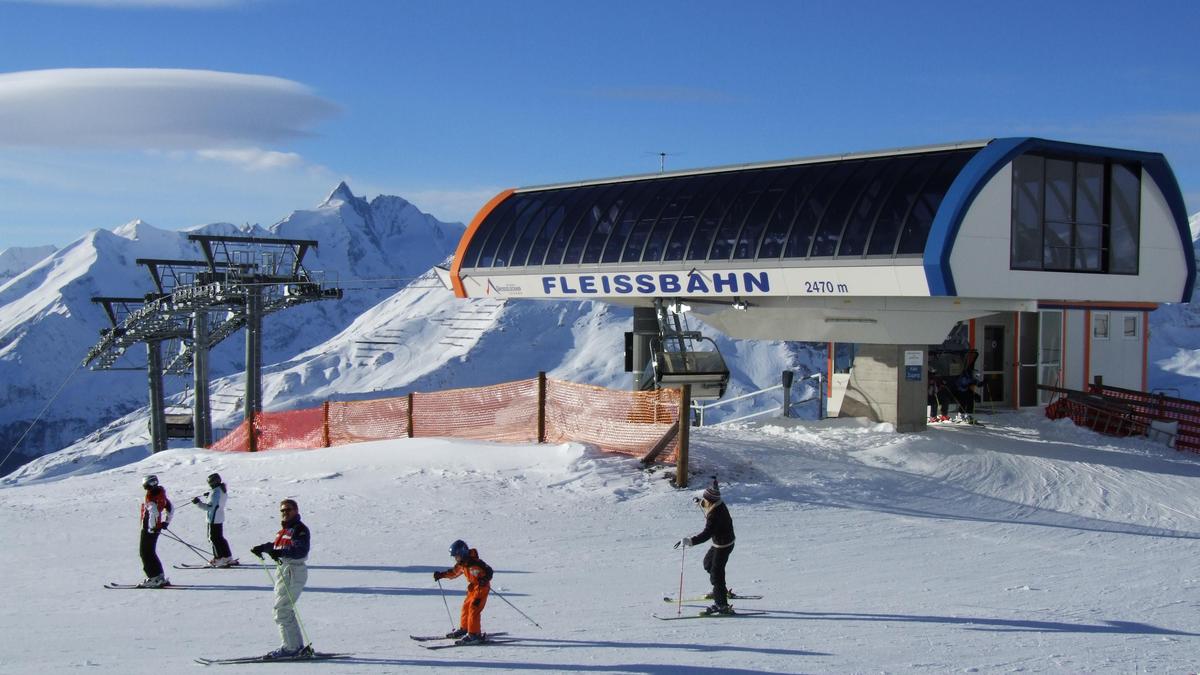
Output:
[146, 340, 167, 453]
[838, 344, 928, 432]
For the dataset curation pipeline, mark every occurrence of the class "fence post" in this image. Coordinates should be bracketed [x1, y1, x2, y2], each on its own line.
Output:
[322, 401, 331, 448]
[781, 370, 794, 418]
[248, 411, 258, 453]
[407, 392, 415, 438]
[674, 384, 691, 488]
[537, 371, 546, 444]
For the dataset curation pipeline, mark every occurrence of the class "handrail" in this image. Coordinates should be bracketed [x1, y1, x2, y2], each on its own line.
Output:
[691, 374, 822, 426]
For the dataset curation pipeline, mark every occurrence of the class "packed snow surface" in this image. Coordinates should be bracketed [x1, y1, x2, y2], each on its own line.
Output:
[3, 411, 1200, 673]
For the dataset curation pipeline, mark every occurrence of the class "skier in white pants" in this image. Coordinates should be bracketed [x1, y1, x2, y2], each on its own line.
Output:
[251, 499, 311, 659]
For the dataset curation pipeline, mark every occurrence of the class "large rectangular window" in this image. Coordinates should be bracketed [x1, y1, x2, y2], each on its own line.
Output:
[1010, 154, 1140, 274]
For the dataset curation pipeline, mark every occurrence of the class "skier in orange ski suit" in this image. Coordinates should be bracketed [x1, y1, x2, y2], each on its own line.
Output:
[433, 540, 494, 642]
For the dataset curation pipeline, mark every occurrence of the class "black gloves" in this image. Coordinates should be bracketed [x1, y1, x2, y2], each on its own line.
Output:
[250, 544, 269, 559]
[192, 497, 201, 505]
[433, 571, 444, 581]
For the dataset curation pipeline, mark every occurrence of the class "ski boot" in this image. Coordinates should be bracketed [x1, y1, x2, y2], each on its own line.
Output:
[456, 633, 485, 645]
[137, 574, 168, 588]
[702, 604, 735, 616]
[445, 627, 468, 639]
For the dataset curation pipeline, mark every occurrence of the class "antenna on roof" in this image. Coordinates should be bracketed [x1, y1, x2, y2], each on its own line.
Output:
[644, 151, 683, 174]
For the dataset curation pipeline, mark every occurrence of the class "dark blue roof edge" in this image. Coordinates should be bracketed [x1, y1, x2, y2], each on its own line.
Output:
[924, 137, 1194, 303]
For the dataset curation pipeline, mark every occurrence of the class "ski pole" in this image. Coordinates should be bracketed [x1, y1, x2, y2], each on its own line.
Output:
[676, 542, 686, 616]
[436, 579, 455, 630]
[258, 555, 312, 650]
[489, 587, 541, 629]
[161, 527, 211, 562]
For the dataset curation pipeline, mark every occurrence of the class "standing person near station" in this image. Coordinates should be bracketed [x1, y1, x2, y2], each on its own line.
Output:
[138, 475, 173, 588]
[192, 472, 235, 567]
[674, 477, 736, 615]
[927, 367, 950, 422]
[250, 499, 312, 660]
[953, 352, 983, 424]
[433, 539, 494, 644]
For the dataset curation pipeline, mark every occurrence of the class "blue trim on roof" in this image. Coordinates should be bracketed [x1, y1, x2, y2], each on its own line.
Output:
[924, 137, 1195, 302]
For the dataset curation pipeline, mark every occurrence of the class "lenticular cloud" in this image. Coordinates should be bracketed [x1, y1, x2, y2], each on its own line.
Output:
[0, 68, 339, 149]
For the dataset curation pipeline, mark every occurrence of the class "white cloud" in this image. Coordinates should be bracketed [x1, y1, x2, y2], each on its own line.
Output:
[196, 147, 307, 171]
[0, 68, 339, 149]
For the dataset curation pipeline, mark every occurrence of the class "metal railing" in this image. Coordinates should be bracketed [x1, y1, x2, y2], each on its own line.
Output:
[691, 372, 823, 426]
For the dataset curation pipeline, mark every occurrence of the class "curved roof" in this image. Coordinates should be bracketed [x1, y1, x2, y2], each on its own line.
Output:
[457, 143, 984, 274]
[450, 138, 1194, 303]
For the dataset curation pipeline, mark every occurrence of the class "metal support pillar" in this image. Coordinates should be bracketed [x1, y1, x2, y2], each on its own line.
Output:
[192, 311, 212, 448]
[674, 384, 691, 488]
[244, 284, 263, 451]
[631, 307, 657, 390]
[782, 370, 794, 418]
[147, 340, 167, 454]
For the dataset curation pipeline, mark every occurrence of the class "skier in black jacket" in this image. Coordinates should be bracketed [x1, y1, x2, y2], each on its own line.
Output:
[674, 477, 736, 615]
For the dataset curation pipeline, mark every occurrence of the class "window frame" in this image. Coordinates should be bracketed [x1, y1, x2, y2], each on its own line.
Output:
[1092, 312, 1110, 340]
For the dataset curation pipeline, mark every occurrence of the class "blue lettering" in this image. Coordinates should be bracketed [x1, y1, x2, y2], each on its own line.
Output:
[579, 276, 596, 293]
[712, 272, 738, 293]
[687, 274, 710, 293]
[614, 274, 633, 293]
[660, 274, 680, 293]
[542, 277, 557, 294]
[743, 271, 770, 293]
[559, 275, 577, 294]
[636, 274, 655, 293]
[600, 276, 611, 293]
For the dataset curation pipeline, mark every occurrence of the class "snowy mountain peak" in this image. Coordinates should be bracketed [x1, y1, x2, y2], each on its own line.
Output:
[320, 181, 359, 208]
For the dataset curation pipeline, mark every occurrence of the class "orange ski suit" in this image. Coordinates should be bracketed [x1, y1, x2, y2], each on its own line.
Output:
[437, 549, 493, 634]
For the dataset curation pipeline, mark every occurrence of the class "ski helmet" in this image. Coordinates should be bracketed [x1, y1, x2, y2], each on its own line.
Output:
[143, 474, 159, 489]
[207, 472, 222, 488]
[449, 540, 469, 558]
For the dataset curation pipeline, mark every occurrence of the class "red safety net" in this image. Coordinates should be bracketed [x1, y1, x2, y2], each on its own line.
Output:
[255, 406, 326, 450]
[327, 397, 410, 446]
[545, 379, 680, 462]
[207, 376, 682, 464]
[412, 379, 540, 443]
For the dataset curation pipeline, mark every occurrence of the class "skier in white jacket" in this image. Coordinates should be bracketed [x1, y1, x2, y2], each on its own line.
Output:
[192, 473, 235, 567]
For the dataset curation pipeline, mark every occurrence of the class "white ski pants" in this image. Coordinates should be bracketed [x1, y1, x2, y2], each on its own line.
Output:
[272, 561, 308, 651]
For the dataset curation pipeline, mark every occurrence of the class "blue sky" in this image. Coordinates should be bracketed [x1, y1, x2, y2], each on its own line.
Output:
[0, 0, 1197, 249]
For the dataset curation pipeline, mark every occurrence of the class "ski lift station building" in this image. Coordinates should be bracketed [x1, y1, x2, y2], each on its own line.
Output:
[446, 137, 1194, 431]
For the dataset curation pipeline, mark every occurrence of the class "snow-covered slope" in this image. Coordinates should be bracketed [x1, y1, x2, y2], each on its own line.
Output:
[1147, 210, 1200, 399]
[2, 413, 1198, 672]
[0, 244, 56, 284]
[0, 186, 463, 474]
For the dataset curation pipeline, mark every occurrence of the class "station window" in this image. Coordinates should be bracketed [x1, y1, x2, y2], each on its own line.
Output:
[1122, 313, 1139, 339]
[1092, 312, 1110, 340]
[1010, 154, 1140, 274]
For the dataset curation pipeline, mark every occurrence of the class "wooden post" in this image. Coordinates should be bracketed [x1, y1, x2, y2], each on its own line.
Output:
[407, 392, 415, 438]
[537, 371, 547, 443]
[674, 384, 691, 488]
[248, 411, 257, 453]
[322, 401, 331, 448]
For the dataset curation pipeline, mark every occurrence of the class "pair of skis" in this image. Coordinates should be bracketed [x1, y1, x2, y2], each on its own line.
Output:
[195, 651, 349, 666]
[655, 590, 767, 620]
[409, 632, 516, 650]
[173, 561, 244, 570]
[104, 582, 192, 589]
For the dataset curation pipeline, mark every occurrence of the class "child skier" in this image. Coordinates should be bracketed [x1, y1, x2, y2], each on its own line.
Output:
[192, 472, 235, 567]
[138, 474, 173, 588]
[433, 539, 493, 644]
[250, 499, 312, 660]
[674, 477, 736, 615]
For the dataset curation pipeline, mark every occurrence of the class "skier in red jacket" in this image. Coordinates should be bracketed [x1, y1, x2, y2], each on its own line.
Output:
[138, 474, 173, 588]
[433, 539, 493, 644]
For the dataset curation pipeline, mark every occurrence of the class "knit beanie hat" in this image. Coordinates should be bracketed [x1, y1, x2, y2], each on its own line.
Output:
[702, 478, 721, 503]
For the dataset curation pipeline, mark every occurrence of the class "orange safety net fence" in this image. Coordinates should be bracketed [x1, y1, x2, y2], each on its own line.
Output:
[412, 379, 540, 443]
[545, 380, 680, 462]
[207, 376, 681, 464]
[327, 396, 410, 447]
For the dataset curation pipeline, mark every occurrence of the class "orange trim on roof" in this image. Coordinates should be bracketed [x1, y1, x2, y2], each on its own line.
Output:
[450, 188, 515, 298]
